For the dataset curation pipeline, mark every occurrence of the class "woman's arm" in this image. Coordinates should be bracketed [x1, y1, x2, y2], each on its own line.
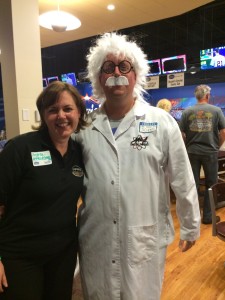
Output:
[0, 205, 5, 219]
[0, 260, 8, 293]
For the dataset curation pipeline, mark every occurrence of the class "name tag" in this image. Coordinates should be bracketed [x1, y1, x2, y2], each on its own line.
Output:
[139, 122, 158, 133]
[31, 151, 52, 166]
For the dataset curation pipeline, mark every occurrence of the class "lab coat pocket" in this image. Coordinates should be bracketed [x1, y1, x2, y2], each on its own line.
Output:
[128, 224, 157, 267]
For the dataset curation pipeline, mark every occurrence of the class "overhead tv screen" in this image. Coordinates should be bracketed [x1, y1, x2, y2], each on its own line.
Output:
[47, 76, 59, 84]
[161, 54, 186, 74]
[147, 59, 161, 76]
[42, 78, 47, 88]
[61, 72, 77, 86]
[200, 46, 225, 70]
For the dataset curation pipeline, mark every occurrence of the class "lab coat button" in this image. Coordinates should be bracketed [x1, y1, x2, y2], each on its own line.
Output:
[112, 260, 116, 263]
[113, 220, 117, 224]
[111, 180, 114, 185]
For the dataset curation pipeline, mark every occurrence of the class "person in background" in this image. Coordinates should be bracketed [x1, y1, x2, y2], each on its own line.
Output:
[156, 98, 172, 113]
[75, 32, 201, 300]
[180, 84, 225, 224]
[0, 81, 87, 300]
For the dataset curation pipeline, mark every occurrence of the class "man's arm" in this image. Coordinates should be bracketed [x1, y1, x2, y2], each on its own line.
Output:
[219, 128, 225, 146]
[168, 124, 201, 248]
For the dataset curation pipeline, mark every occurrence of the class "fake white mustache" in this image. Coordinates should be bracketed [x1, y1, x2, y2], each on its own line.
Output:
[105, 76, 129, 86]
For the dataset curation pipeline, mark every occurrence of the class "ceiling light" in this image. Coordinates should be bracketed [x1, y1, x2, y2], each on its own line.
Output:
[39, 1, 81, 32]
[189, 66, 198, 74]
[107, 4, 115, 11]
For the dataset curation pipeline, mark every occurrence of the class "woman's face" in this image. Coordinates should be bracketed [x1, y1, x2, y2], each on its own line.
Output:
[43, 91, 80, 143]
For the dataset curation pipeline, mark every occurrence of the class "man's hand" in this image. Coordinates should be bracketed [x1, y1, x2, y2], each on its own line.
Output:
[0, 261, 8, 293]
[179, 239, 196, 252]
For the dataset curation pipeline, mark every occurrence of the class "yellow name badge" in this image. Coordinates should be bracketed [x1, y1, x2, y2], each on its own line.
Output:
[31, 151, 52, 166]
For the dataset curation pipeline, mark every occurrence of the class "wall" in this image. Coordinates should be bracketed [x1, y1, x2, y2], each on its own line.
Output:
[40, 1, 225, 86]
[145, 82, 225, 121]
[1, 1, 225, 131]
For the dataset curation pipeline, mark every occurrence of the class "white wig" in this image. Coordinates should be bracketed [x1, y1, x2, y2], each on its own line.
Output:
[86, 32, 150, 101]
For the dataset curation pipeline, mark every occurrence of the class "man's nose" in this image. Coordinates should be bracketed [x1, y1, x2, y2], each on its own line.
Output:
[114, 66, 121, 76]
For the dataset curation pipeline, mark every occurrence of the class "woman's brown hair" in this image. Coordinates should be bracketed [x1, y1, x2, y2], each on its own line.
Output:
[34, 81, 88, 132]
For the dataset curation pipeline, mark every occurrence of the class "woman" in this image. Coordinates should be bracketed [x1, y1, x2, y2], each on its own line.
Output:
[0, 81, 87, 300]
[156, 98, 172, 112]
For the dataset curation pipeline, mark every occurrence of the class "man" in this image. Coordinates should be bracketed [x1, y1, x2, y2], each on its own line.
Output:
[75, 32, 201, 300]
[180, 84, 225, 224]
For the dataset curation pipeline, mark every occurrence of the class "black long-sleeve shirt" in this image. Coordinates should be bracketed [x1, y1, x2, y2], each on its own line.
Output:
[0, 129, 84, 259]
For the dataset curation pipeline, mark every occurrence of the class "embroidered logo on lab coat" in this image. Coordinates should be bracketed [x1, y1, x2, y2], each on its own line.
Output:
[139, 122, 158, 133]
[31, 151, 52, 166]
[72, 165, 84, 177]
[131, 135, 148, 150]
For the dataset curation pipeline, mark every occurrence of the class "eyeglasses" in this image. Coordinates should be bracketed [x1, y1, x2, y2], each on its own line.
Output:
[101, 60, 133, 74]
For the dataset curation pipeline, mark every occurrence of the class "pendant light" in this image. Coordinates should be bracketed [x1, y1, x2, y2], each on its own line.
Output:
[39, 0, 81, 32]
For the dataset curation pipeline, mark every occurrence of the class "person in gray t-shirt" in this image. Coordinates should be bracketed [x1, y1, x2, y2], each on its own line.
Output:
[180, 84, 225, 224]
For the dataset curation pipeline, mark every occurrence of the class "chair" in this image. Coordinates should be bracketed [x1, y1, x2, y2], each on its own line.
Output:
[200, 152, 225, 186]
[208, 182, 225, 241]
[218, 157, 225, 182]
[201, 158, 225, 210]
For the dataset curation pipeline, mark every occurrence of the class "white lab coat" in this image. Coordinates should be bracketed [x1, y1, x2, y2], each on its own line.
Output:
[75, 98, 201, 300]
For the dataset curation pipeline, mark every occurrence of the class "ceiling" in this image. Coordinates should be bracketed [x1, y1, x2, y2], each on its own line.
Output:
[39, 0, 214, 48]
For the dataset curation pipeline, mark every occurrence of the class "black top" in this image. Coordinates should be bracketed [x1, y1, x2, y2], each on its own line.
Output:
[0, 129, 84, 259]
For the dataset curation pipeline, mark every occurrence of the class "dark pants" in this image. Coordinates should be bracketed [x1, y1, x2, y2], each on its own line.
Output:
[0, 242, 77, 300]
[188, 153, 218, 221]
